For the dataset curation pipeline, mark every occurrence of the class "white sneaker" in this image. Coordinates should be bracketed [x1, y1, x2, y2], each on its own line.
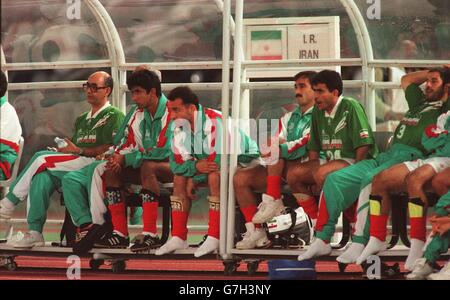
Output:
[0, 198, 15, 219]
[236, 223, 270, 250]
[13, 231, 44, 248]
[194, 236, 219, 257]
[406, 258, 434, 280]
[155, 236, 188, 255]
[427, 261, 450, 280]
[252, 194, 284, 224]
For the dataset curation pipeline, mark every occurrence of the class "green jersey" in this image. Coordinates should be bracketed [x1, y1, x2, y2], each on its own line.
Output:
[307, 96, 377, 161]
[392, 84, 444, 154]
[72, 103, 125, 148]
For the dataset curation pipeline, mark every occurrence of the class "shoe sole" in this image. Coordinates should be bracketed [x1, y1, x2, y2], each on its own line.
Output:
[14, 242, 45, 249]
[93, 244, 129, 249]
[130, 245, 162, 253]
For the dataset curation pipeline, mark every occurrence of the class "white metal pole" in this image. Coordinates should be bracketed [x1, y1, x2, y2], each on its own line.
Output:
[219, 0, 231, 259]
[226, 0, 244, 255]
[0, 46, 7, 100]
[87, 0, 127, 112]
[340, 0, 376, 129]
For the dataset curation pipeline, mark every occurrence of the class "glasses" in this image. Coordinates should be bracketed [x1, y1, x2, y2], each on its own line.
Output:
[82, 82, 108, 92]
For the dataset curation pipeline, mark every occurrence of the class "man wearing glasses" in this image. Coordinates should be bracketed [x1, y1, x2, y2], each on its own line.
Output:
[0, 71, 124, 248]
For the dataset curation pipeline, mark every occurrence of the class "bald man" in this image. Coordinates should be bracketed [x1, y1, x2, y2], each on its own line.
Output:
[0, 71, 124, 248]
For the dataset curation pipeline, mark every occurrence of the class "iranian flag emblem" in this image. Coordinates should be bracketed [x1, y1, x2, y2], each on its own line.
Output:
[251, 30, 282, 60]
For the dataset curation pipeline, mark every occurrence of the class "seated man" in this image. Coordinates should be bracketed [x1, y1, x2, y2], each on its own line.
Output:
[0, 70, 22, 182]
[155, 86, 259, 257]
[356, 67, 449, 266]
[407, 167, 450, 280]
[0, 71, 124, 248]
[254, 70, 377, 230]
[298, 67, 447, 263]
[233, 71, 317, 249]
[62, 69, 173, 254]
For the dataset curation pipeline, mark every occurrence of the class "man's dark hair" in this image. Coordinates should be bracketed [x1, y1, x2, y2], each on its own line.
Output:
[167, 86, 199, 108]
[311, 70, 343, 96]
[429, 68, 450, 86]
[127, 69, 161, 97]
[0, 70, 7, 98]
[294, 71, 317, 84]
[104, 75, 113, 97]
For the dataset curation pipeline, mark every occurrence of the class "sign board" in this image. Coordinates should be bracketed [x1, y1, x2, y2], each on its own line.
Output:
[244, 17, 340, 78]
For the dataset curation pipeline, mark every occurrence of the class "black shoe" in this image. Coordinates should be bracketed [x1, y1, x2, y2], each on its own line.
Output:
[94, 232, 130, 249]
[72, 223, 106, 255]
[130, 234, 161, 252]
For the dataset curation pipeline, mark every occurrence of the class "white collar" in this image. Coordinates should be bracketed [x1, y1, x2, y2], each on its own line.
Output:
[87, 101, 111, 120]
[325, 95, 343, 118]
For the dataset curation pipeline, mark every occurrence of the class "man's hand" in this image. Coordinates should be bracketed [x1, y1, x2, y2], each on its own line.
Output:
[58, 138, 81, 155]
[106, 153, 125, 173]
[186, 178, 197, 200]
[195, 159, 219, 174]
[430, 215, 450, 236]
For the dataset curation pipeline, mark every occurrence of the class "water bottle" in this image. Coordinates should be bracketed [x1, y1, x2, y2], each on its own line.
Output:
[54, 137, 68, 149]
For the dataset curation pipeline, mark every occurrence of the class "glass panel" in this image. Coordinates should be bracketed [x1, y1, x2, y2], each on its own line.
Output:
[125, 88, 223, 112]
[1, 0, 108, 63]
[8, 88, 90, 169]
[250, 87, 363, 133]
[237, 0, 361, 58]
[375, 88, 408, 132]
[101, 0, 223, 62]
[355, 0, 450, 60]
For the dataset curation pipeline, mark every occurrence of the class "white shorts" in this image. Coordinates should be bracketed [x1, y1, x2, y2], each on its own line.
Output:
[319, 158, 355, 166]
[404, 157, 450, 174]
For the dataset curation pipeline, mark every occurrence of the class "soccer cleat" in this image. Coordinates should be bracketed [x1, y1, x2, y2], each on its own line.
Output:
[406, 258, 434, 280]
[155, 236, 188, 256]
[94, 231, 130, 248]
[298, 238, 332, 261]
[427, 261, 450, 280]
[252, 194, 284, 224]
[236, 223, 270, 250]
[13, 231, 44, 248]
[130, 234, 161, 252]
[194, 236, 219, 257]
[72, 223, 106, 255]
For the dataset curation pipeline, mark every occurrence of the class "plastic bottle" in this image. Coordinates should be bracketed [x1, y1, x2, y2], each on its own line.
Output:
[54, 137, 68, 148]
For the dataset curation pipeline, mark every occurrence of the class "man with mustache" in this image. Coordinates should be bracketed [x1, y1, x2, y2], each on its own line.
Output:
[233, 71, 317, 249]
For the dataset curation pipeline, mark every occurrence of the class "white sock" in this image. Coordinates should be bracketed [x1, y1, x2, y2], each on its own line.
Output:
[405, 239, 425, 271]
[298, 238, 331, 261]
[0, 198, 15, 209]
[336, 242, 365, 264]
[356, 236, 387, 265]
[29, 230, 42, 238]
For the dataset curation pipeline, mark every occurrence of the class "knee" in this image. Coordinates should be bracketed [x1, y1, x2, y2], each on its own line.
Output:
[371, 171, 388, 191]
[405, 172, 424, 192]
[61, 173, 76, 187]
[208, 172, 220, 188]
[286, 168, 301, 186]
[141, 161, 158, 175]
[104, 169, 121, 186]
[233, 170, 250, 189]
[313, 168, 327, 187]
[431, 174, 447, 192]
